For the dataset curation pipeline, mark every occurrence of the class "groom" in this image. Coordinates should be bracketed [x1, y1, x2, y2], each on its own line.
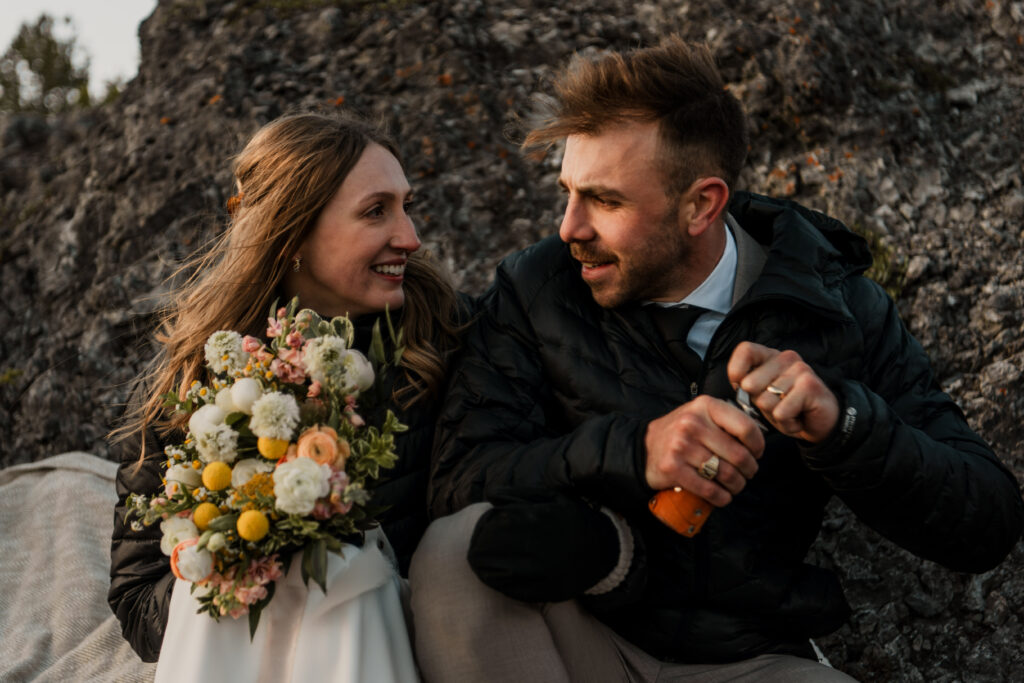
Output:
[410, 36, 1024, 681]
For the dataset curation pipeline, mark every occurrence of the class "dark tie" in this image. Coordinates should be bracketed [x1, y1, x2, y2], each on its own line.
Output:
[648, 305, 706, 380]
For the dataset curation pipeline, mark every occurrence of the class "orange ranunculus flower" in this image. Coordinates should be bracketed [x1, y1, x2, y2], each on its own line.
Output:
[296, 425, 349, 469]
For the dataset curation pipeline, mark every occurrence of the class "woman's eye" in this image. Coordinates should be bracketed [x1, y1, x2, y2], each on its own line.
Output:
[366, 204, 385, 218]
[403, 198, 415, 212]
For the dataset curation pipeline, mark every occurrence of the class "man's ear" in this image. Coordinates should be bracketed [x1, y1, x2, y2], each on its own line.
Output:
[677, 177, 730, 237]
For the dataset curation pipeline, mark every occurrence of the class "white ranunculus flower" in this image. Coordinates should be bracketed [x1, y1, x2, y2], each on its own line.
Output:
[231, 457, 275, 488]
[273, 457, 331, 515]
[214, 387, 237, 414]
[174, 543, 214, 582]
[165, 464, 202, 495]
[192, 421, 239, 464]
[303, 335, 348, 386]
[249, 391, 300, 441]
[341, 349, 374, 392]
[204, 330, 246, 375]
[188, 404, 226, 436]
[230, 377, 263, 415]
[160, 517, 199, 556]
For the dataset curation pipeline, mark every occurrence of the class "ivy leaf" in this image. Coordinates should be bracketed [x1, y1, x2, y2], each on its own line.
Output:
[330, 315, 355, 348]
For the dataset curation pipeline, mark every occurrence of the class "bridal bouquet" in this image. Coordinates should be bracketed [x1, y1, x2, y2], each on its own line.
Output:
[126, 298, 406, 635]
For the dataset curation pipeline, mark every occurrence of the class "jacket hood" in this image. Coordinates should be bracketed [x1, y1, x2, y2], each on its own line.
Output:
[729, 191, 873, 323]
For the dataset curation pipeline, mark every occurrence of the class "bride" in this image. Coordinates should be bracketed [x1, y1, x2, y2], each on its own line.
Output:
[107, 111, 466, 680]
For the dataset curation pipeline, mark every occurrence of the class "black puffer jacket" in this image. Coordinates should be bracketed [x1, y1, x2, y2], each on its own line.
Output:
[108, 313, 441, 662]
[429, 192, 1024, 663]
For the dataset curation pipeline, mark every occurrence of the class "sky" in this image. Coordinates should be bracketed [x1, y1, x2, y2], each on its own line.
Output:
[1, 0, 158, 96]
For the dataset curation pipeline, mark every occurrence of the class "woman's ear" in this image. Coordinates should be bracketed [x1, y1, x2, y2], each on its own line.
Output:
[678, 177, 730, 237]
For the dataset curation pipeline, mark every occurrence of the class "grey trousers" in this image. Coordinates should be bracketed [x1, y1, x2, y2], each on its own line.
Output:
[408, 503, 858, 683]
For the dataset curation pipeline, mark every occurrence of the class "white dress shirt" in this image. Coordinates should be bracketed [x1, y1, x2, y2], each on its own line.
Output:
[647, 214, 739, 359]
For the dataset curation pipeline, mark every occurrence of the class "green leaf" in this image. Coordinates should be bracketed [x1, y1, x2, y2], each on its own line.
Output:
[197, 529, 214, 550]
[248, 580, 275, 641]
[268, 296, 280, 320]
[301, 543, 313, 587]
[369, 320, 386, 369]
[224, 411, 247, 426]
[309, 538, 328, 594]
[207, 513, 239, 532]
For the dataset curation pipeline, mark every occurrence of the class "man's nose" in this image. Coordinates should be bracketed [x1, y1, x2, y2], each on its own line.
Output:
[558, 196, 594, 243]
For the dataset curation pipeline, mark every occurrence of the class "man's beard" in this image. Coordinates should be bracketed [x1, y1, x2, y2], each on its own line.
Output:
[571, 215, 691, 309]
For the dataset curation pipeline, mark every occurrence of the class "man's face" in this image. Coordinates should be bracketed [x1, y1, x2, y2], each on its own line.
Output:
[558, 121, 696, 309]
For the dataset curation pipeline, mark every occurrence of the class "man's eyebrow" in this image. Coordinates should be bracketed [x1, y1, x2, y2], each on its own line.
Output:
[557, 179, 627, 201]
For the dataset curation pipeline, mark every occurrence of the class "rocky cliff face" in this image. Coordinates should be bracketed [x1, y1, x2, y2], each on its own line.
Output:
[1, 0, 1022, 678]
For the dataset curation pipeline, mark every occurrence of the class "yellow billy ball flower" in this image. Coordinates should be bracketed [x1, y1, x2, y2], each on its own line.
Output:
[257, 437, 290, 460]
[193, 502, 221, 531]
[202, 462, 232, 491]
[237, 510, 269, 542]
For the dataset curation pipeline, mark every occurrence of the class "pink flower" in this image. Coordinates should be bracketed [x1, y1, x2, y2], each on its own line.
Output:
[277, 307, 287, 319]
[248, 555, 284, 584]
[271, 348, 306, 384]
[234, 584, 269, 606]
[242, 335, 262, 353]
[227, 604, 248, 619]
[285, 330, 304, 350]
[312, 501, 334, 520]
[267, 317, 284, 338]
[307, 381, 322, 398]
[312, 470, 354, 519]
[344, 395, 365, 427]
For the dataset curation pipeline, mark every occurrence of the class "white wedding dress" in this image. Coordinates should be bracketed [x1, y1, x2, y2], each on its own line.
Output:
[155, 529, 419, 682]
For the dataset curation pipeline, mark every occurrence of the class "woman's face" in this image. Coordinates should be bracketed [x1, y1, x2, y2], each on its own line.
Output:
[284, 143, 421, 318]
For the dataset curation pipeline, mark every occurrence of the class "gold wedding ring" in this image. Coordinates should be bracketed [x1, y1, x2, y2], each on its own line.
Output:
[766, 384, 786, 398]
[698, 454, 720, 480]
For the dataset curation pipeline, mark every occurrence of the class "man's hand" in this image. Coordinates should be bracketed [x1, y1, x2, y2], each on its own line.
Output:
[727, 342, 839, 443]
[644, 396, 765, 507]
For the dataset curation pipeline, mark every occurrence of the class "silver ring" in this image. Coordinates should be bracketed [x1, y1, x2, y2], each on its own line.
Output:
[698, 455, 720, 480]
[766, 384, 786, 398]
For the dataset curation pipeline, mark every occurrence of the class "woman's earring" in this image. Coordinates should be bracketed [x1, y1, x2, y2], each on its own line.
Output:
[293, 255, 302, 273]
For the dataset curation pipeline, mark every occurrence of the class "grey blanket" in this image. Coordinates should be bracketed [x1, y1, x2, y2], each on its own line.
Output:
[0, 452, 156, 682]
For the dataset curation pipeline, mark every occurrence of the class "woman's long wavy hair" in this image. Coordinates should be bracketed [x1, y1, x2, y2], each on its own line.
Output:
[115, 112, 462, 455]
